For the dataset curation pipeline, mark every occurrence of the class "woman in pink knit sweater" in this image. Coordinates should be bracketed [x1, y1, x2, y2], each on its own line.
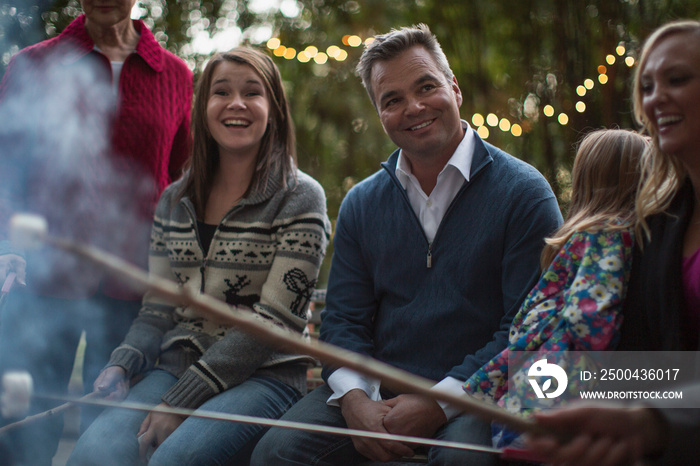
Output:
[0, 1, 192, 464]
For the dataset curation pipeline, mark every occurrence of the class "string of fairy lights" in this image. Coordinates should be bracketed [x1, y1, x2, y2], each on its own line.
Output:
[266, 34, 371, 64]
[266, 36, 637, 139]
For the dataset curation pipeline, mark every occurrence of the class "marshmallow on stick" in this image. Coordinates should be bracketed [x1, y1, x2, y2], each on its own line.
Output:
[1, 371, 33, 419]
[9, 214, 48, 250]
[0, 391, 104, 436]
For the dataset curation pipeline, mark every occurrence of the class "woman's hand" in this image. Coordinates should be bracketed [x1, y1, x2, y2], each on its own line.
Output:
[93, 366, 129, 401]
[137, 403, 186, 460]
[0, 254, 26, 286]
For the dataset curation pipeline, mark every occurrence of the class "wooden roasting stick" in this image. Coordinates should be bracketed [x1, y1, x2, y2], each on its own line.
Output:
[31, 393, 503, 454]
[44, 235, 540, 436]
[0, 391, 104, 436]
[0, 272, 17, 309]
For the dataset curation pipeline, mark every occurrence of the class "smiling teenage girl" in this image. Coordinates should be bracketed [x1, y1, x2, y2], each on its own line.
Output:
[67, 46, 331, 466]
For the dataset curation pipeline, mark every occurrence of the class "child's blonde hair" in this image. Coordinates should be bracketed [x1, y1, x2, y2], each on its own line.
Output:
[540, 129, 649, 269]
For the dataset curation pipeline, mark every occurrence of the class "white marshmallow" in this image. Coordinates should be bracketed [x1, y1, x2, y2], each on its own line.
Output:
[9, 213, 48, 250]
[1, 371, 33, 419]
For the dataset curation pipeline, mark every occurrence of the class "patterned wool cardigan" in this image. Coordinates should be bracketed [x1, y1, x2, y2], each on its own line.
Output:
[108, 169, 331, 408]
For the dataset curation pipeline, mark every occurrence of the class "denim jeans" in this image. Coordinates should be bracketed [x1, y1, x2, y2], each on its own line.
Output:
[251, 384, 497, 466]
[68, 369, 302, 466]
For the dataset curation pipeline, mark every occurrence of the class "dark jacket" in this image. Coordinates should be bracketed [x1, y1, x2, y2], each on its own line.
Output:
[618, 180, 696, 351]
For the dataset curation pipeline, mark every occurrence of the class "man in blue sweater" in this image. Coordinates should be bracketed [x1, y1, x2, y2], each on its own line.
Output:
[252, 24, 562, 465]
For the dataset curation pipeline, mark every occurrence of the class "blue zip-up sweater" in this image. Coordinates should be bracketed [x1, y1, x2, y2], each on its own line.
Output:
[320, 132, 563, 383]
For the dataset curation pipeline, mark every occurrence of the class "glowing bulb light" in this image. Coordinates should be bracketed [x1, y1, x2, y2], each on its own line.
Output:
[477, 126, 489, 139]
[267, 38, 281, 50]
[304, 46, 318, 58]
[499, 118, 511, 132]
[347, 35, 362, 47]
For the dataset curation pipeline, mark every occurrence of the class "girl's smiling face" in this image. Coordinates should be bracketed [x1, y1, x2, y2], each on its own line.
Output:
[206, 61, 271, 161]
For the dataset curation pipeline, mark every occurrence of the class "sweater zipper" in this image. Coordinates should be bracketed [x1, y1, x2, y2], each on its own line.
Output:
[184, 200, 246, 293]
[183, 201, 210, 293]
[396, 189, 432, 269]
[427, 181, 470, 269]
[382, 162, 469, 270]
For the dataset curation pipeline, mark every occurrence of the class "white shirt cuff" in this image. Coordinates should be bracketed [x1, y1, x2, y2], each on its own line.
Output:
[432, 377, 467, 420]
[326, 367, 381, 406]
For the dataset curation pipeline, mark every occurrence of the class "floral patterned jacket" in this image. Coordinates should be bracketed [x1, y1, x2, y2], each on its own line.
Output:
[464, 226, 635, 408]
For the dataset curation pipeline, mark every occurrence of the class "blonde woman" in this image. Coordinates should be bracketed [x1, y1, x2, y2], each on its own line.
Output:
[616, 19, 700, 351]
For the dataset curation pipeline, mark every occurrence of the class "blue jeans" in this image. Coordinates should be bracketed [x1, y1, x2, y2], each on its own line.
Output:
[251, 384, 497, 466]
[68, 369, 302, 466]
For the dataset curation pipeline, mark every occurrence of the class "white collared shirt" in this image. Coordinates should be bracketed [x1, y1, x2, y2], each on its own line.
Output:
[327, 121, 475, 420]
[395, 120, 474, 242]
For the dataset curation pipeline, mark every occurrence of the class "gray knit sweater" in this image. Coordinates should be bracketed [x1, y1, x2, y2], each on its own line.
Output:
[108, 169, 331, 408]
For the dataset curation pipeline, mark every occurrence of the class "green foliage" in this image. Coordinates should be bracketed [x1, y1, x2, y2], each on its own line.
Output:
[3, 0, 700, 284]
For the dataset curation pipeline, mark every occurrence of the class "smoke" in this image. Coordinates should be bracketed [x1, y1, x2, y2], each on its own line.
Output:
[0, 1, 52, 69]
[0, 44, 155, 288]
[0, 0, 156, 406]
[0, 4, 164, 463]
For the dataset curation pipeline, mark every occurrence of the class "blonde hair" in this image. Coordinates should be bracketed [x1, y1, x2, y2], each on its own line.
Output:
[540, 129, 648, 269]
[632, 20, 698, 232]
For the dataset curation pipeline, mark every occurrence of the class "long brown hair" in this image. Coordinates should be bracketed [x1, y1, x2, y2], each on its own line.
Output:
[632, 21, 698, 232]
[179, 46, 297, 217]
[540, 129, 648, 269]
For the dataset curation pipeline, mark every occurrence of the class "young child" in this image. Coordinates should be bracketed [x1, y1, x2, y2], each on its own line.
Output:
[464, 129, 649, 446]
[67, 47, 331, 465]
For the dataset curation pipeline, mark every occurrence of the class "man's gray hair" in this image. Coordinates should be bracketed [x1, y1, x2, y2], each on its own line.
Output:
[355, 23, 454, 109]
